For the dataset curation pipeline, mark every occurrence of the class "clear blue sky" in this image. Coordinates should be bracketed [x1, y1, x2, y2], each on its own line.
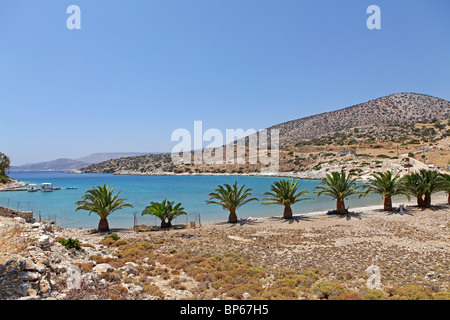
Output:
[1, 0, 449, 165]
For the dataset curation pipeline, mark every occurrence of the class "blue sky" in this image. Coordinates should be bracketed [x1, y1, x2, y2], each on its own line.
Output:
[1, 0, 449, 165]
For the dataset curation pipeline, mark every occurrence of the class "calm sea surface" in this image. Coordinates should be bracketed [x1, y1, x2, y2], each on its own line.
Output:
[0, 171, 389, 228]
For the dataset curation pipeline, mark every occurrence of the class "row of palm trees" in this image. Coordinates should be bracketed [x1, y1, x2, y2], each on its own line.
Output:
[75, 169, 450, 231]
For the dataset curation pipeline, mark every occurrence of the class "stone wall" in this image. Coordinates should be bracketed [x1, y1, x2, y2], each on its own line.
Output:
[0, 206, 34, 223]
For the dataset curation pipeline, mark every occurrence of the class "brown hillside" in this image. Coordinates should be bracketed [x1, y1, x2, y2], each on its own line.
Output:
[271, 93, 449, 148]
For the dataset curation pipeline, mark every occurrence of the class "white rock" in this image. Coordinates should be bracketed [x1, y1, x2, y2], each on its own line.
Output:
[19, 271, 40, 281]
[18, 296, 41, 300]
[35, 264, 47, 274]
[93, 263, 115, 273]
[125, 261, 139, 268]
[14, 217, 26, 224]
[20, 258, 37, 271]
[32, 222, 41, 229]
[37, 235, 52, 250]
[242, 292, 251, 299]
[119, 265, 140, 276]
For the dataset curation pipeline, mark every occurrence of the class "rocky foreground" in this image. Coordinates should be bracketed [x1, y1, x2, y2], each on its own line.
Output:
[0, 195, 449, 300]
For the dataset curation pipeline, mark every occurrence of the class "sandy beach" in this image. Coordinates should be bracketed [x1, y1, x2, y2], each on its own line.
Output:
[1, 192, 448, 300]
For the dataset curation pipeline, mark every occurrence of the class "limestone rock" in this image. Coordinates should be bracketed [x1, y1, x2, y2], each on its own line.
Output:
[93, 263, 115, 273]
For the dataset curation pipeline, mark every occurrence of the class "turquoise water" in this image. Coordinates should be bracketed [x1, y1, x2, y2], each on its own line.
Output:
[0, 172, 388, 229]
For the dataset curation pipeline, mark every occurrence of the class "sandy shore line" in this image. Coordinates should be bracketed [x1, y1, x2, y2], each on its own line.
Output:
[1, 192, 448, 300]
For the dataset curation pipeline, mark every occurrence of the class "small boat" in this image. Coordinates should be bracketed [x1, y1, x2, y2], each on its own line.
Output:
[65, 187, 78, 190]
[41, 183, 53, 192]
[27, 184, 38, 192]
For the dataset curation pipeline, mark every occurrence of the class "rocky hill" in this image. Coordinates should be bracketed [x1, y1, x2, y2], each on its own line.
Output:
[11, 153, 151, 172]
[271, 92, 449, 148]
[79, 93, 450, 176]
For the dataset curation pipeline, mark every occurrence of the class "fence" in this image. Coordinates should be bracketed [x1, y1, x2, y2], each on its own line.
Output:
[0, 197, 56, 224]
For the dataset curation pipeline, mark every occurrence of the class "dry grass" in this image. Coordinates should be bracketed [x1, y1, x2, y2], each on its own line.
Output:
[0, 224, 31, 264]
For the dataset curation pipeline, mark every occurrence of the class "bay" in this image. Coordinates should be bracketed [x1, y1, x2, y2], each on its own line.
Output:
[1, 171, 388, 229]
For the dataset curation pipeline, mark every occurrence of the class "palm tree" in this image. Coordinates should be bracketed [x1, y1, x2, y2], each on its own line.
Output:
[402, 170, 446, 208]
[442, 173, 450, 205]
[261, 179, 310, 219]
[362, 171, 409, 211]
[313, 169, 362, 215]
[205, 181, 258, 223]
[419, 169, 446, 208]
[401, 172, 425, 207]
[142, 199, 187, 229]
[75, 185, 133, 232]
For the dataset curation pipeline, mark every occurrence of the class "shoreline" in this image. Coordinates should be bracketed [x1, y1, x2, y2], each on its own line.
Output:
[60, 193, 449, 231]
[0, 179, 28, 192]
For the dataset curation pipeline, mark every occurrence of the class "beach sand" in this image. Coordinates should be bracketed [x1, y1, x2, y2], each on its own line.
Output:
[71, 194, 449, 290]
[1, 193, 448, 300]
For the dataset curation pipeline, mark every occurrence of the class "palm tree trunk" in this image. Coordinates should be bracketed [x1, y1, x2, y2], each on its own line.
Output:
[448, 193, 449, 205]
[161, 220, 172, 229]
[424, 193, 431, 208]
[98, 217, 110, 232]
[283, 205, 293, 219]
[337, 199, 347, 215]
[417, 195, 425, 208]
[228, 211, 238, 223]
[383, 195, 392, 211]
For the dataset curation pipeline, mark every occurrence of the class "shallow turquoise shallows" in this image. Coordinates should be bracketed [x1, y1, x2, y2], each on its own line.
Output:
[1, 171, 390, 229]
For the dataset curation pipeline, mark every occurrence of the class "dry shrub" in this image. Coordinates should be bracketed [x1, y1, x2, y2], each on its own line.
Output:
[117, 245, 140, 261]
[136, 241, 154, 251]
[81, 243, 95, 249]
[169, 279, 188, 291]
[311, 281, 347, 300]
[433, 291, 450, 300]
[111, 285, 129, 294]
[55, 237, 66, 243]
[259, 287, 298, 300]
[142, 284, 165, 298]
[99, 237, 116, 246]
[272, 270, 307, 291]
[98, 272, 122, 283]
[331, 292, 364, 300]
[387, 284, 433, 300]
[73, 262, 93, 273]
[112, 239, 129, 247]
[194, 273, 213, 283]
[227, 283, 263, 300]
[109, 293, 122, 300]
[359, 287, 386, 300]
[90, 255, 112, 264]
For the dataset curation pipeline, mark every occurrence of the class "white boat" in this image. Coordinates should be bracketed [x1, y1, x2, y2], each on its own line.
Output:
[27, 184, 38, 192]
[41, 183, 53, 192]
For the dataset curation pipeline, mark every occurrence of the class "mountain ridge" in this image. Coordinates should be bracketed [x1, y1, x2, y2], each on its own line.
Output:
[79, 92, 450, 175]
[11, 152, 154, 171]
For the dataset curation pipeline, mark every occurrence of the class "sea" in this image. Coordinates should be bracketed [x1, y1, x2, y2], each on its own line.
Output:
[0, 171, 391, 229]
